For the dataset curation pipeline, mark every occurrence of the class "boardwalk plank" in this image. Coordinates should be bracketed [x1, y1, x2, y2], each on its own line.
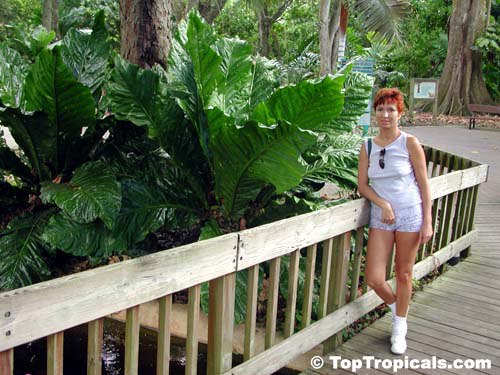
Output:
[409, 302, 500, 339]
[419, 287, 500, 314]
[344, 327, 455, 375]
[374, 319, 500, 365]
[361, 327, 489, 375]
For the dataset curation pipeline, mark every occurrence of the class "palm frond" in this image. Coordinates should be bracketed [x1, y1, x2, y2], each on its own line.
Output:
[354, 0, 411, 43]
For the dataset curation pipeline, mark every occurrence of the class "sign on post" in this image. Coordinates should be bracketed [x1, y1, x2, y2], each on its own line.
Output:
[409, 78, 439, 125]
[352, 58, 374, 135]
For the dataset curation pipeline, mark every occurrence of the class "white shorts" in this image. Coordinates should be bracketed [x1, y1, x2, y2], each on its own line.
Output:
[369, 203, 423, 232]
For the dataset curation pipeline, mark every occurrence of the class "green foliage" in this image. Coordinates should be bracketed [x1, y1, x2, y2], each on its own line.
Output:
[41, 161, 122, 229]
[61, 10, 111, 95]
[59, 0, 120, 45]
[475, 18, 500, 100]
[366, 0, 451, 89]
[0, 11, 372, 296]
[0, 211, 53, 290]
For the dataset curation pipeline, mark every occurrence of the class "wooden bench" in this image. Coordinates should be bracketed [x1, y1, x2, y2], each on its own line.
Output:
[467, 104, 500, 129]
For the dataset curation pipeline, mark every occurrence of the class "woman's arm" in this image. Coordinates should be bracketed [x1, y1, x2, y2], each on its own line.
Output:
[358, 144, 395, 224]
[407, 136, 433, 243]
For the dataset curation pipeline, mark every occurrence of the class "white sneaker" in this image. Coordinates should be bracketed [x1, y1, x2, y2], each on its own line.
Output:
[391, 334, 407, 354]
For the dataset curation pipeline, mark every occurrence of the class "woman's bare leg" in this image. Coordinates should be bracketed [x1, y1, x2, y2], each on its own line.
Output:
[365, 228, 396, 304]
[394, 231, 420, 316]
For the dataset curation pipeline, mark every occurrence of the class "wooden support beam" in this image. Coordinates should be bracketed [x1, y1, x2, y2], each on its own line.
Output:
[47, 332, 64, 375]
[284, 250, 300, 338]
[157, 295, 172, 375]
[244, 266, 259, 361]
[207, 273, 236, 375]
[0, 349, 13, 375]
[125, 306, 140, 375]
[186, 285, 201, 375]
[87, 319, 103, 375]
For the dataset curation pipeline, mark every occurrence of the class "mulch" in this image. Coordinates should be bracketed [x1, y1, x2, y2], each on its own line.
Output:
[400, 112, 500, 129]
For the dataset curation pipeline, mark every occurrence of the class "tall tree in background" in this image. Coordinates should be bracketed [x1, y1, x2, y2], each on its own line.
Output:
[42, 0, 59, 36]
[172, 0, 228, 23]
[438, 0, 493, 115]
[319, 0, 410, 75]
[249, 0, 293, 57]
[119, 0, 173, 68]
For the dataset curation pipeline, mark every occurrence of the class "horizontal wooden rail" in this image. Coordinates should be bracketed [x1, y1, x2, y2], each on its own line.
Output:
[0, 162, 488, 354]
[224, 230, 478, 375]
[0, 233, 238, 351]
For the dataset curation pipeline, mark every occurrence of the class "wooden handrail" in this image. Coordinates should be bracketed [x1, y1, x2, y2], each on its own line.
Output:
[0, 163, 487, 352]
[0, 147, 489, 375]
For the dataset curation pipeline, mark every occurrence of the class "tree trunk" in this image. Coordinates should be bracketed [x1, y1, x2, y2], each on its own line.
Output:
[52, 0, 60, 37]
[171, 0, 227, 23]
[258, 7, 272, 57]
[198, 0, 228, 23]
[256, 0, 292, 57]
[119, 0, 173, 69]
[42, 0, 53, 32]
[319, 0, 341, 76]
[438, 0, 493, 115]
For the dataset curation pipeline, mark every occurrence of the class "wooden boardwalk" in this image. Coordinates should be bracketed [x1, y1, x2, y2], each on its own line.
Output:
[302, 127, 500, 374]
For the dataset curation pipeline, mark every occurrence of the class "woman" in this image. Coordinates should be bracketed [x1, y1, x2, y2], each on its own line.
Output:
[357, 88, 433, 355]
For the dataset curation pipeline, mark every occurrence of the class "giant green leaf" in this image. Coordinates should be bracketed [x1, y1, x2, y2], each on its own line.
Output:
[184, 10, 223, 106]
[168, 11, 223, 162]
[328, 70, 375, 133]
[43, 177, 200, 258]
[0, 211, 53, 291]
[107, 58, 209, 206]
[61, 10, 110, 95]
[112, 179, 200, 246]
[208, 108, 316, 218]
[41, 161, 121, 229]
[42, 213, 127, 258]
[251, 74, 345, 130]
[23, 47, 95, 142]
[245, 56, 278, 118]
[0, 45, 28, 108]
[209, 38, 253, 117]
[108, 56, 181, 136]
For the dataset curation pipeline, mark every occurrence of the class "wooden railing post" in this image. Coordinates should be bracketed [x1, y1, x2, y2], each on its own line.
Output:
[301, 245, 317, 329]
[186, 285, 201, 375]
[318, 238, 333, 318]
[0, 349, 13, 375]
[47, 332, 64, 375]
[87, 319, 103, 375]
[265, 257, 281, 348]
[349, 228, 364, 302]
[284, 250, 300, 338]
[323, 232, 351, 353]
[157, 295, 172, 375]
[125, 305, 140, 375]
[207, 273, 236, 375]
[244, 265, 259, 361]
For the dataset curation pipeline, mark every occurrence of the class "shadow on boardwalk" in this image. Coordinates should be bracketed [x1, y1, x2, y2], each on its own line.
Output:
[302, 126, 500, 375]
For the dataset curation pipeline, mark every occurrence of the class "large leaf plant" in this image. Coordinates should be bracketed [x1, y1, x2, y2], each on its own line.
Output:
[106, 11, 372, 321]
[0, 11, 372, 300]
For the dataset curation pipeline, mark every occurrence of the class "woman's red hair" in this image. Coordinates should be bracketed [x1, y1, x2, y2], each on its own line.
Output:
[374, 88, 404, 114]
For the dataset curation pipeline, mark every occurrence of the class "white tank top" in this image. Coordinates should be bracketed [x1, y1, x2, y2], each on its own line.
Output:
[365, 131, 422, 209]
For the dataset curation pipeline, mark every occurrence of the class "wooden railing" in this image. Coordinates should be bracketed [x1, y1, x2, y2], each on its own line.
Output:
[0, 146, 488, 375]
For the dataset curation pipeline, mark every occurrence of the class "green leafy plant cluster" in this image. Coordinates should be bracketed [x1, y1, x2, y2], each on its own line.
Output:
[0, 11, 372, 301]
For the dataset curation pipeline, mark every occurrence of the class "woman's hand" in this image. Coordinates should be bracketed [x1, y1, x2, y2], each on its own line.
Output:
[381, 202, 395, 224]
[419, 222, 433, 244]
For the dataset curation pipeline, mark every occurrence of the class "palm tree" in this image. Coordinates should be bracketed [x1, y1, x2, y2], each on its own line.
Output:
[319, 0, 410, 75]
